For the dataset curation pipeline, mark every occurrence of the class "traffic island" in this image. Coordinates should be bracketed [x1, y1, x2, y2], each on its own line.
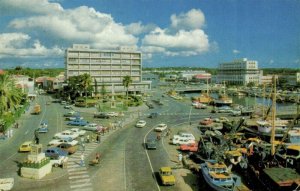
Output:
[20, 144, 52, 179]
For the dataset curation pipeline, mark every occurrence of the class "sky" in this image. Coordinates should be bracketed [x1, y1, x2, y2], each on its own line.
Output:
[0, 0, 299, 69]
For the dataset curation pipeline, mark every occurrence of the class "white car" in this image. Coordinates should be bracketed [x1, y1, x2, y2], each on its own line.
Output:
[136, 120, 147, 128]
[83, 123, 102, 131]
[66, 116, 83, 121]
[173, 133, 195, 140]
[106, 112, 119, 117]
[48, 138, 78, 146]
[54, 130, 79, 140]
[154, 123, 168, 132]
[70, 128, 86, 136]
[172, 137, 195, 145]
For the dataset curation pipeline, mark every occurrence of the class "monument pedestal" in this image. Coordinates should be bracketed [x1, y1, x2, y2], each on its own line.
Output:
[20, 144, 52, 179]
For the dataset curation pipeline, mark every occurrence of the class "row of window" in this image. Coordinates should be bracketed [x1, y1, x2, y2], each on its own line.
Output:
[68, 52, 141, 59]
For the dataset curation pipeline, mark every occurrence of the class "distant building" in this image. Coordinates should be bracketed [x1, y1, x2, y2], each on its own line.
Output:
[12, 75, 36, 98]
[217, 58, 260, 86]
[142, 73, 159, 88]
[278, 72, 300, 86]
[65, 44, 151, 94]
[179, 71, 211, 82]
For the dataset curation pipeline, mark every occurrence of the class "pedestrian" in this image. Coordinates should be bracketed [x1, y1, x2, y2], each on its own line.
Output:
[81, 136, 85, 144]
[178, 153, 183, 162]
[96, 153, 100, 162]
[96, 134, 101, 143]
[86, 135, 90, 143]
[81, 142, 85, 151]
[80, 152, 85, 166]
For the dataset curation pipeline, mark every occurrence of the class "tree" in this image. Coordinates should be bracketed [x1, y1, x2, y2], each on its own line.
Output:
[79, 73, 92, 106]
[122, 75, 132, 105]
[0, 74, 23, 115]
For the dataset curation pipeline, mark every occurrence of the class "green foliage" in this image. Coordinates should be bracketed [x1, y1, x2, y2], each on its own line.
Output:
[6, 67, 64, 78]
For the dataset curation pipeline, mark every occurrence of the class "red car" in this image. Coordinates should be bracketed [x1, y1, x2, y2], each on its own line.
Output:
[179, 143, 198, 152]
[199, 118, 213, 125]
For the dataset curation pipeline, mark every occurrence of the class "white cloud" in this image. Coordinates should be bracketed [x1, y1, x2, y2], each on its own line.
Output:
[171, 9, 205, 30]
[233, 49, 240, 54]
[269, 59, 274, 64]
[0, 0, 63, 15]
[141, 9, 210, 57]
[0, 33, 63, 58]
[125, 22, 156, 35]
[8, 5, 138, 49]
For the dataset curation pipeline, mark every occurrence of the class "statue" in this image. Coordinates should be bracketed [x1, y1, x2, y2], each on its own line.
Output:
[34, 129, 39, 144]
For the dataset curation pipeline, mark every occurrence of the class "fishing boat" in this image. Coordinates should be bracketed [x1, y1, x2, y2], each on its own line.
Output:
[200, 160, 241, 191]
[214, 82, 232, 107]
[256, 118, 290, 135]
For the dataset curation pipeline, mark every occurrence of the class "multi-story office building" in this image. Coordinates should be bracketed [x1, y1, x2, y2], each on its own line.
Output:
[65, 44, 151, 94]
[217, 58, 260, 85]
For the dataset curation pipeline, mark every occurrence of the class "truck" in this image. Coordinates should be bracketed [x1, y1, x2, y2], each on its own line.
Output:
[32, 104, 41, 115]
[159, 167, 175, 185]
[0, 178, 14, 191]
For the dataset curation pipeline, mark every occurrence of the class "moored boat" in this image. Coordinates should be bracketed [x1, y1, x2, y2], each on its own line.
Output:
[200, 160, 241, 191]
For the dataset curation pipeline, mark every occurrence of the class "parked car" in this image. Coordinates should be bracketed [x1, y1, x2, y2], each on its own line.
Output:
[19, 141, 32, 152]
[215, 106, 233, 113]
[94, 112, 110, 119]
[136, 120, 147, 128]
[159, 167, 176, 185]
[70, 128, 86, 136]
[48, 137, 78, 146]
[106, 112, 119, 117]
[174, 132, 195, 140]
[64, 105, 72, 109]
[56, 143, 77, 154]
[65, 116, 83, 121]
[149, 112, 159, 118]
[154, 123, 167, 132]
[172, 137, 195, 145]
[230, 109, 242, 116]
[146, 138, 157, 149]
[54, 130, 79, 140]
[45, 147, 67, 159]
[179, 143, 198, 152]
[67, 119, 89, 126]
[195, 103, 207, 109]
[83, 123, 103, 131]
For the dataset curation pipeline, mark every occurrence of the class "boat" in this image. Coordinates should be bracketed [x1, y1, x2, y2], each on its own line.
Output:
[214, 82, 233, 107]
[200, 160, 241, 191]
[246, 76, 300, 191]
[288, 129, 300, 143]
[256, 118, 290, 135]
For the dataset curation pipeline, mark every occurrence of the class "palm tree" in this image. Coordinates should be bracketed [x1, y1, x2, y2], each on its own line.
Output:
[122, 75, 132, 106]
[79, 73, 92, 107]
[0, 74, 23, 115]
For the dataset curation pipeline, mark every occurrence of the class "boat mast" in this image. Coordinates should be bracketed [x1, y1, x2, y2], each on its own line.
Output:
[271, 76, 276, 156]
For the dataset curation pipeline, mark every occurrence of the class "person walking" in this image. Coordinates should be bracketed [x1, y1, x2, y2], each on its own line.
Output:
[86, 134, 90, 143]
[96, 134, 101, 143]
[80, 152, 85, 166]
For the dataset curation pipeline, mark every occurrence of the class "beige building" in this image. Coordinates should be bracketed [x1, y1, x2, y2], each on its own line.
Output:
[217, 58, 260, 85]
[65, 44, 151, 94]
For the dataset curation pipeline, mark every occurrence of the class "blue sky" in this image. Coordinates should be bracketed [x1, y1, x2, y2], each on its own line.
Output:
[0, 0, 299, 69]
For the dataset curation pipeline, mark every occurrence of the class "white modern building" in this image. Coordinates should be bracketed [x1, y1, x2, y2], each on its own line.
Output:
[65, 44, 151, 94]
[217, 58, 260, 85]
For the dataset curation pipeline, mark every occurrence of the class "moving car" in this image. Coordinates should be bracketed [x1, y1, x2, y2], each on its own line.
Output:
[56, 143, 77, 154]
[136, 120, 147, 128]
[37, 126, 49, 133]
[159, 167, 176, 185]
[19, 141, 32, 152]
[45, 147, 68, 159]
[48, 137, 78, 146]
[146, 138, 157, 149]
[54, 130, 79, 140]
[63, 110, 78, 117]
[154, 123, 167, 132]
[50, 155, 68, 167]
[149, 112, 158, 118]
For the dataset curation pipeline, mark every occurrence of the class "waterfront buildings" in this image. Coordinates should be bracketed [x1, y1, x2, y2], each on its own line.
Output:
[217, 58, 260, 86]
[65, 44, 151, 94]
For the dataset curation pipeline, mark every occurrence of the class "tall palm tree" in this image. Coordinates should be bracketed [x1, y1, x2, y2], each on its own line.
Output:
[79, 73, 92, 106]
[0, 74, 23, 115]
[122, 75, 132, 105]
